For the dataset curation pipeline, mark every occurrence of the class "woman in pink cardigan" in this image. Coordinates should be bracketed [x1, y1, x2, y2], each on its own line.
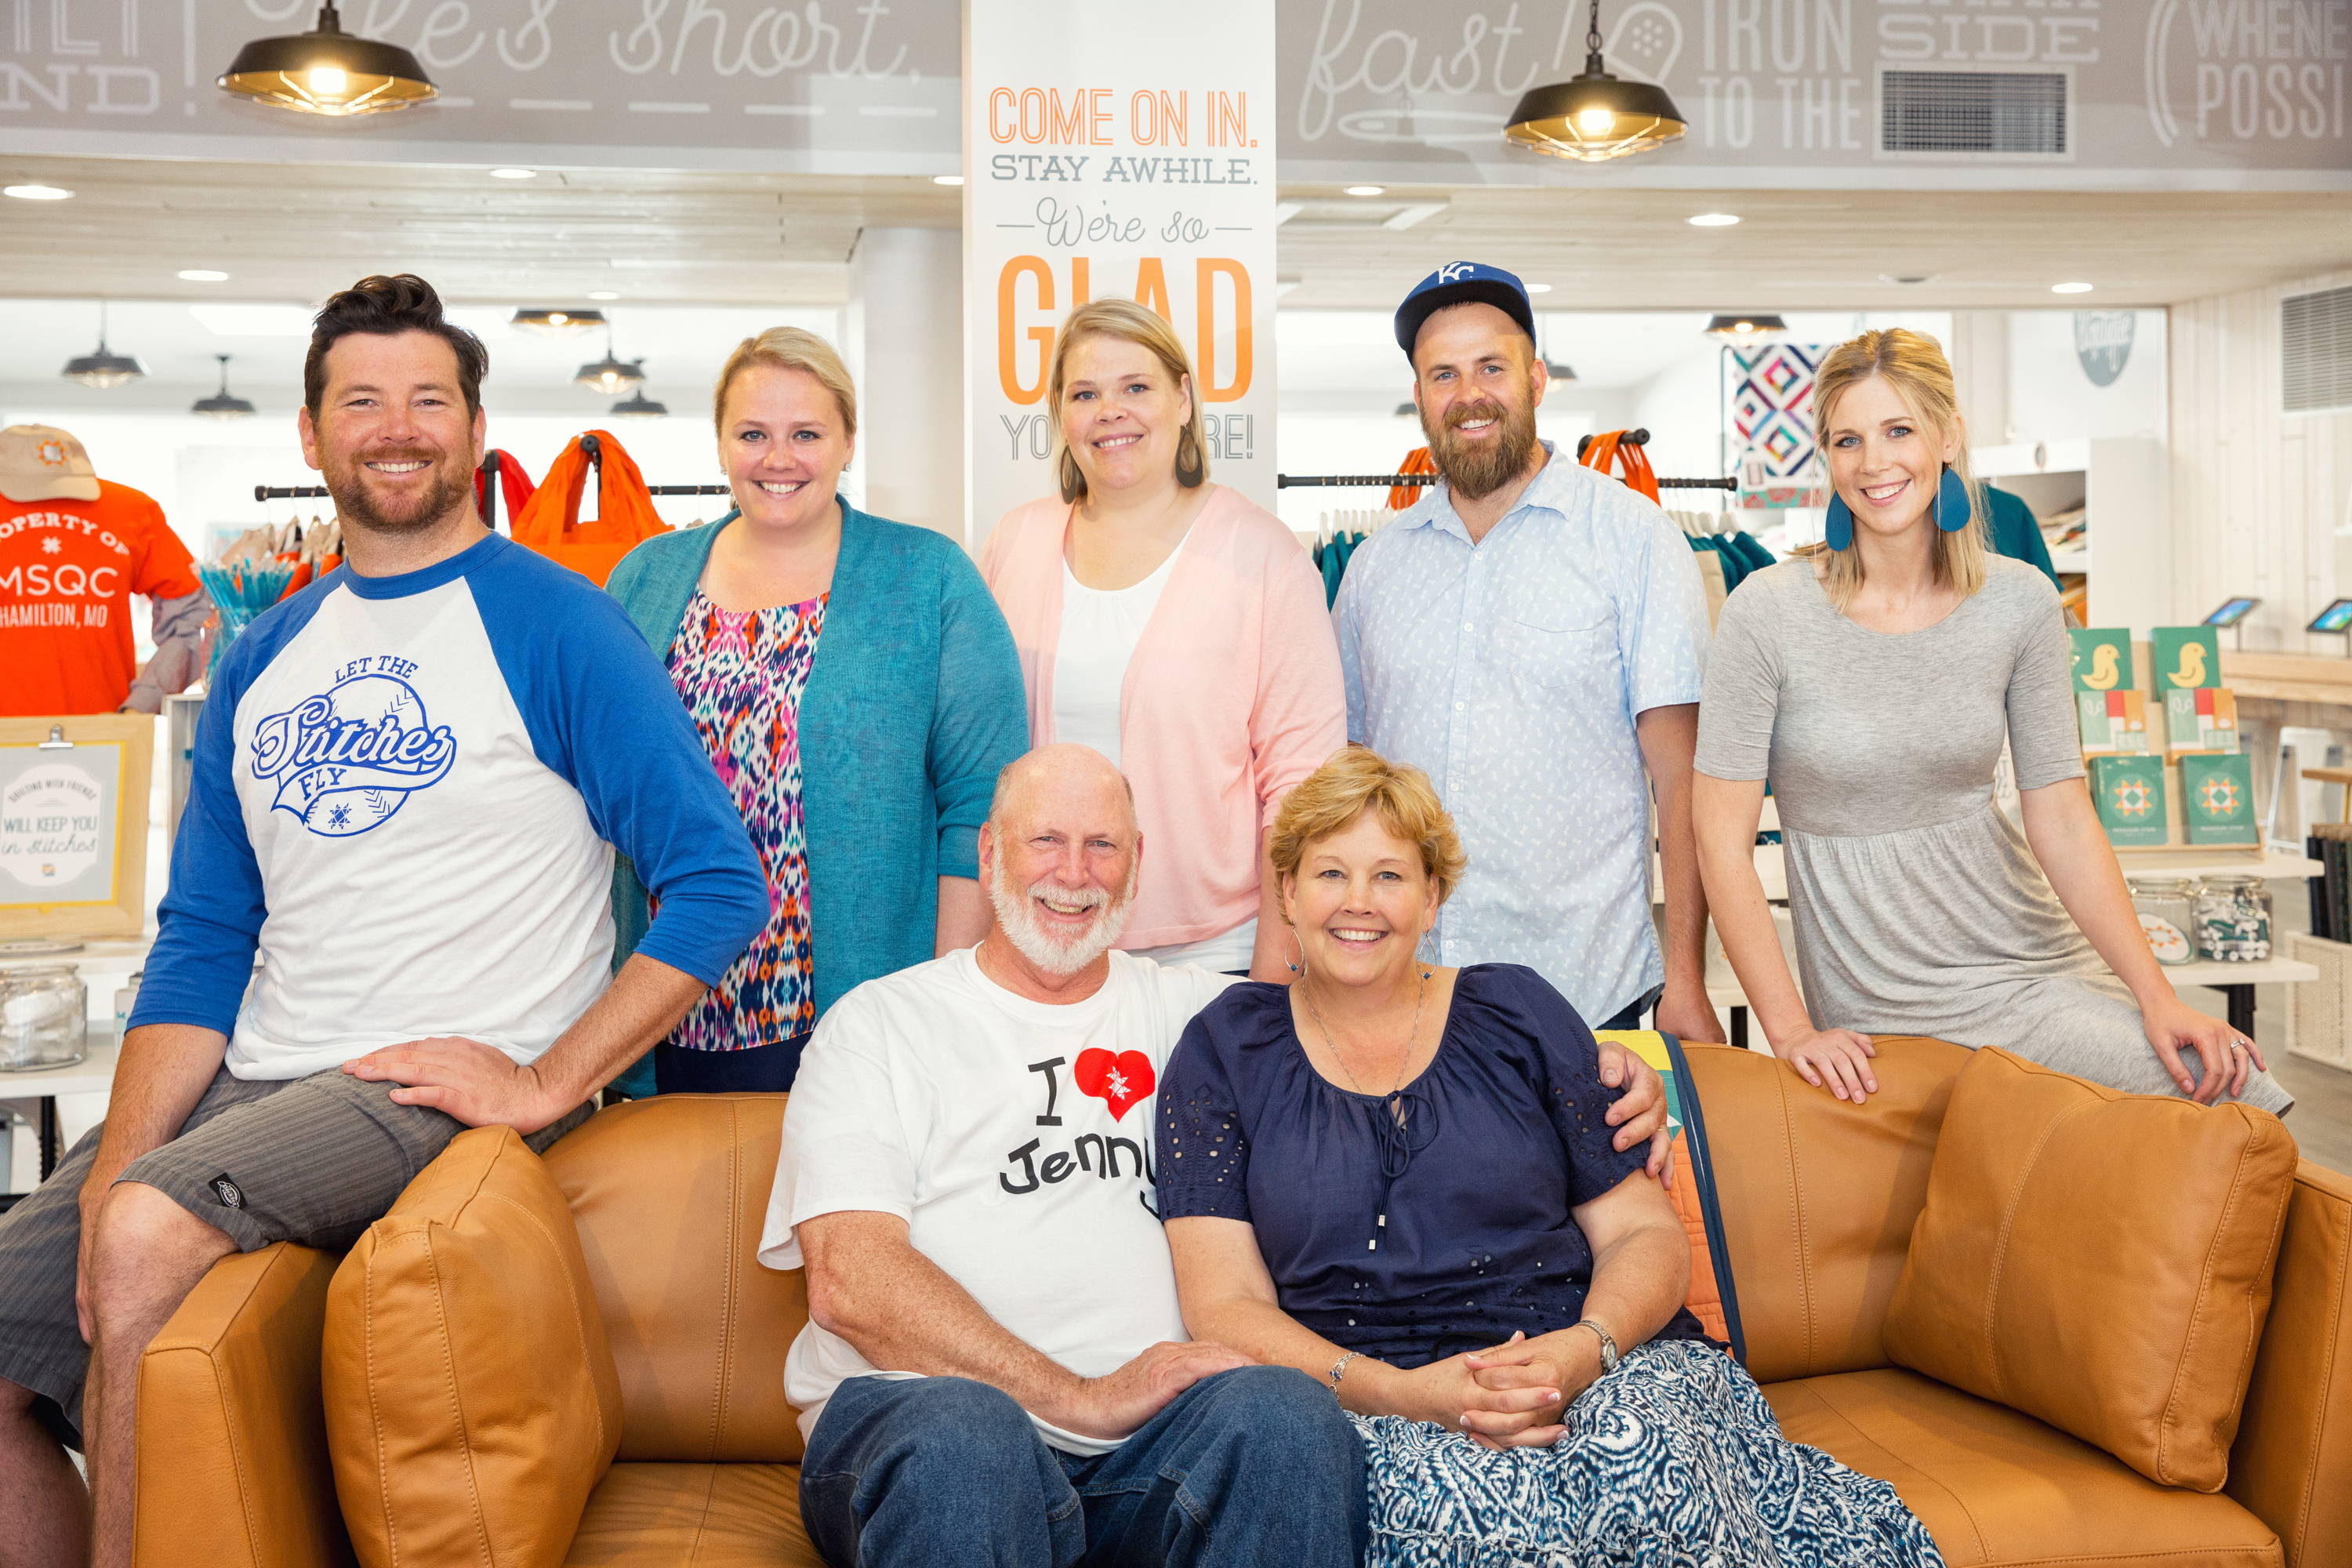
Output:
[981, 299, 1345, 978]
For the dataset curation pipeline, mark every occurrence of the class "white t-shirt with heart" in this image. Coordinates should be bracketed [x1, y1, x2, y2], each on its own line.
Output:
[759, 946, 1238, 1454]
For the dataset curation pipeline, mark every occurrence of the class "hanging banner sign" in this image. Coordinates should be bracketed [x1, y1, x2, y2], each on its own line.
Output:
[0, 0, 958, 170]
[962, 0, 1278, 548]
[2, 2, 2346, 186]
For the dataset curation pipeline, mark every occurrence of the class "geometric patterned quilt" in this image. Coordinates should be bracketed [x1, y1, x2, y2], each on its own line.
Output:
[1730, 343, 1829, 510]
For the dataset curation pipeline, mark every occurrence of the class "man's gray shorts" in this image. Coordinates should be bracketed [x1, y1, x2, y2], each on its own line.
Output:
[0, 1065, 589, 1448]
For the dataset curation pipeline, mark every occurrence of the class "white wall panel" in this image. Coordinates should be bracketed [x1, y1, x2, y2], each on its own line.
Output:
[2171, 268, 2352, 651]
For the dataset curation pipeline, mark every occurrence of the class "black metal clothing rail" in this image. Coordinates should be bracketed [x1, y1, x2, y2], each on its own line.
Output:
[1279, 427, 1734, 492]
[1277, 472, 1735, 492]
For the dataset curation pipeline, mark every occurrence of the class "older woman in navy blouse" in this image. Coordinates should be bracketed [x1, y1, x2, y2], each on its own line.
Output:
[1153, 746, 1944, 1568]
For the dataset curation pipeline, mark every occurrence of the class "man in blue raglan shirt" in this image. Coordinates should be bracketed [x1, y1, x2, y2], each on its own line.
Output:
[0, 274, 769, 1568]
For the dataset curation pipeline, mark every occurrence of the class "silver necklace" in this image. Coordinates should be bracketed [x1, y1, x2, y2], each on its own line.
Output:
[1304, 966, 1432, 1102]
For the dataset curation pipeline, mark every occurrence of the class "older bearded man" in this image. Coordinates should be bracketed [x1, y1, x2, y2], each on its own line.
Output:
[757, 743, 1671, 1568]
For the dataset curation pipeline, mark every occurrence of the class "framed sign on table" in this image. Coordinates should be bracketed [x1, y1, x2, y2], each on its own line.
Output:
[0, 715, 154, 940]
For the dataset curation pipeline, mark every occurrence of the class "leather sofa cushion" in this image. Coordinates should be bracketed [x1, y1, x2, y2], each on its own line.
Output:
[1766, 1369, 2281, 1567]
[563, 1464, 824, 1566]
[325, 1126, 625, 1568]
[2227, 1160, 2352, 1567]
[136, 1243, 351, 1568]
[1679, 1037, 1965, 1384]
[544, 1094, 808, 1463]
[1883, 1047, 2296, 1492]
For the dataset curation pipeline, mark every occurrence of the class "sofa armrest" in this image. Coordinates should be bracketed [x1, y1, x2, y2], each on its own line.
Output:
[136, 1243, 354, 1568]
[2228, 1160, 2352, 1568]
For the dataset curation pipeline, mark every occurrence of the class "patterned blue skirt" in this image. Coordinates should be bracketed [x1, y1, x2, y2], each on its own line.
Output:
[1351, 1341, 1946, 1568]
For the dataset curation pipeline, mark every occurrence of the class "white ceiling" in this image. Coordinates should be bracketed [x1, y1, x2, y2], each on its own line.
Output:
[0, 154, 2347, 318]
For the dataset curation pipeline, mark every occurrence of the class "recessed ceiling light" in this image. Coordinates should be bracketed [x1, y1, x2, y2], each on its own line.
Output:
[4, 183, 73, 201]
[2052, 281, 2094, 294]
[932, 173, 964, 186]
[1345, 184, 1385, 196]
[177, 269, 230, 282]
[1688, 212, 1740, 227]
[1526, 282, 1554, 294]
[586, 290, 619, 301]
[489, 167, 537, 180]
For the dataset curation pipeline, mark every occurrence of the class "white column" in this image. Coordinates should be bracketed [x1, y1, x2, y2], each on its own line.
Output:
[1947, 310, 2013, 449]
[847, 226, 966, 545]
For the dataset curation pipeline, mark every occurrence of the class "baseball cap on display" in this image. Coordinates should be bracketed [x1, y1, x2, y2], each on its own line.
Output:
[0, 425, 100, 503]
[1393, 261, 1537, 358]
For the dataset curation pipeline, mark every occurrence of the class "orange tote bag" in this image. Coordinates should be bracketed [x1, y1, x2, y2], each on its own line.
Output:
[1577, 430, 1662, 503]
[510, 430, 670, 586]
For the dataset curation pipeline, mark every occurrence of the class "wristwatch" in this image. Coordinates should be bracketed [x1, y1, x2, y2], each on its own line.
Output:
[1576, 1318, 1620, 1375]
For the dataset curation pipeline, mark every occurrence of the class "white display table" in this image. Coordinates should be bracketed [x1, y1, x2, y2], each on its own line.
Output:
[1, 1029, 118, 1182]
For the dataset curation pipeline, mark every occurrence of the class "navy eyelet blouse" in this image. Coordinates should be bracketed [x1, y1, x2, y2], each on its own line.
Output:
[1154, 963, 1710, 1369]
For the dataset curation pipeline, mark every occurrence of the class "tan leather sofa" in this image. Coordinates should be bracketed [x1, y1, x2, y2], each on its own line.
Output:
[134, 1042, 2352, 1568]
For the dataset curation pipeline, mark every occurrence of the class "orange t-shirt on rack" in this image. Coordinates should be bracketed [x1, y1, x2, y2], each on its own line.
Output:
[0, 481, 199, 717]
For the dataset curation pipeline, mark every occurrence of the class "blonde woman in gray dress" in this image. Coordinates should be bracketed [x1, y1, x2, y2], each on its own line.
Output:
[1692, 328, 2288, 1112]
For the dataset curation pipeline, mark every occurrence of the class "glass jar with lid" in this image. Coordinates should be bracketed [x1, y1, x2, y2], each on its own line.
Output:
[2191, 874, 2273, 963]
[2127, 877, 2197, 966]
[0, 965, 87, 1071]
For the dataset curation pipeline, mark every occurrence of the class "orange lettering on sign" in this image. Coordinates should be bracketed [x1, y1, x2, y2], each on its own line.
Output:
[1196, 259, 1252, 402]
[998, 256, 1055, 404]
[1134, 258, 1172, 323]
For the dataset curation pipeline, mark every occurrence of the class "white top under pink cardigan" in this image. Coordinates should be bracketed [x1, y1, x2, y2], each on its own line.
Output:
[981, 485, 1348, 949]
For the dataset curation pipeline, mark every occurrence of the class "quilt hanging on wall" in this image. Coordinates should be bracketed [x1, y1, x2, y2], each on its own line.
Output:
[1730, 343, 1829, 510]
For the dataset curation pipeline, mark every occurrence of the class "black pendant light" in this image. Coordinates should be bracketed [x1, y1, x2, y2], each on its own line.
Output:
[218, 3, 436, 117]
[512, 307, 606, 337]
[612, 390, 669, 419]
[192, 355, 257, 419]
[61, 303, 146, 389]
[574, 325, 645, 394]
[1704, 313, 1789, 342]
[1504, 0, 1687, 162]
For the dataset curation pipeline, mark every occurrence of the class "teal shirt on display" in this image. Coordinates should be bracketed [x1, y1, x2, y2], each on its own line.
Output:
[1984, 485, 2060, 591]
[601, 501, 1029, 1094]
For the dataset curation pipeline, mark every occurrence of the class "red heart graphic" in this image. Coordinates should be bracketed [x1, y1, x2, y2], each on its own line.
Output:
[1072, 1047, 1155, 1122]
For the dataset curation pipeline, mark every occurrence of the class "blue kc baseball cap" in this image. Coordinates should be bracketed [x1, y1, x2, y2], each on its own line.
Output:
[1394, 261, 1537, 359]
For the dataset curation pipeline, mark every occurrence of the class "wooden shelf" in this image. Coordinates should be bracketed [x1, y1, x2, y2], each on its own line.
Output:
[2221, 649, 2352, 707]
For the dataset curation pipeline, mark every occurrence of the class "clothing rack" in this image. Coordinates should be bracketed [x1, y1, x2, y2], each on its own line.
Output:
[575, 432, 731, 495]
[1280, 431, 1734, 492]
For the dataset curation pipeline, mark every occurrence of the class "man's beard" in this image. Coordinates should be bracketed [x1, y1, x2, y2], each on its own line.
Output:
[1425, 391, 1540, 501]
[323, 448, 474, 536]
[989, 856, 1138, 977]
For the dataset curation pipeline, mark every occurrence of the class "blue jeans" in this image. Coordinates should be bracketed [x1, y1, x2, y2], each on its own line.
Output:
[798, 1367, 1367, 1568]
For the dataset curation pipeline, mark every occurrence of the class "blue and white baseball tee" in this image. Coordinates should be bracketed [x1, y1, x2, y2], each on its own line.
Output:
[129, 534, 769, 1080]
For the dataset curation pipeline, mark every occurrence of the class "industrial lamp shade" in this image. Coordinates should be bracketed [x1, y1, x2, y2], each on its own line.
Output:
[612, 390, 669, 419]
[511, 307, 606, 336]
[1705, 313, 1790, 341]
[1504, 1, 1686, 162]
[219, 3, 436, 117]
[61, 304, 145, 388]
[193, 354, 256, 419]
[575, 355, 645, 394]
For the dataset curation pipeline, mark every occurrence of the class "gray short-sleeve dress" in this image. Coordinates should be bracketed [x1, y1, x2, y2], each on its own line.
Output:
[1697, 554, 2290, 1112]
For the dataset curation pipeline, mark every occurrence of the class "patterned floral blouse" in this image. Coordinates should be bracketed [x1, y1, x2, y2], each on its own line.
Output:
[662, 586, 827, 1052]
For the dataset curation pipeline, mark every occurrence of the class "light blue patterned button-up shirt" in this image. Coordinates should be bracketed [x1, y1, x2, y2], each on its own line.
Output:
[1333, 445, 1710, 1022]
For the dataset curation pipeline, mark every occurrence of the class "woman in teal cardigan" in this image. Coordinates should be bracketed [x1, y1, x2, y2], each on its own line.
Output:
[605, 327, 1026, 1094]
